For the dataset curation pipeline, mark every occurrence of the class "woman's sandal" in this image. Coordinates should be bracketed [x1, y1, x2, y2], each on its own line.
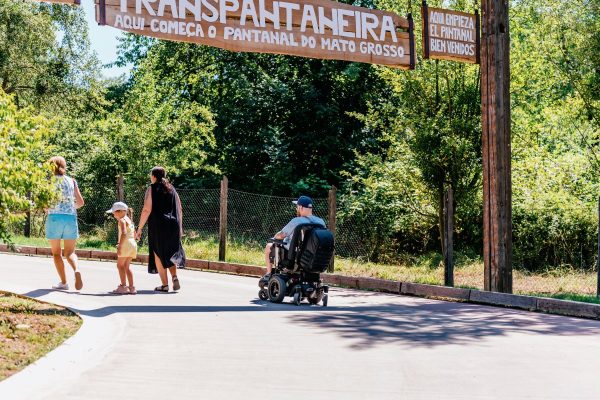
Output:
[154, 285, 169, 292]
[172, 276, 181, 291]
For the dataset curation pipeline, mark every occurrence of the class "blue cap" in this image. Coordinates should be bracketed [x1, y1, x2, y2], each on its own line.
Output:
[292, 196, 313, 208]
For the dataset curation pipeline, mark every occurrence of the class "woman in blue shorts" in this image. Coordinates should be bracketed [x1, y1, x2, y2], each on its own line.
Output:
[46, 156, 85, 291]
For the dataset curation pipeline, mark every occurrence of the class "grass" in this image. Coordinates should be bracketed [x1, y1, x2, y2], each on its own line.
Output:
[5, 234, 600, 304]
[534, 292, 600, 305]
[0, 291, 82, 381]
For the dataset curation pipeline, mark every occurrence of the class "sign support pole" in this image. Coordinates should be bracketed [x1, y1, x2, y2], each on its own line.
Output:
[421, 1, 430, 59]
[408, 13, 416, 70]
[597, 196, 599, 297]
[444, 186, 454, 287]
[475, 9, 481, 65]
[99, 0, 106, 26]
[481, 0, 512, 293]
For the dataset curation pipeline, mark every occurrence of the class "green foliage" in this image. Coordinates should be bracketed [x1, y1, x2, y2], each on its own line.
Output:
[0, 1, 103, 114]
[119, 63, 218, 186]
[337, 0, 599, 269]
[508, 0, 600, 270]
[116, 38, 389, 194]
[340, 6, 482, 254]
[0, 90, 56, 243]
[340, 145, 439, 261]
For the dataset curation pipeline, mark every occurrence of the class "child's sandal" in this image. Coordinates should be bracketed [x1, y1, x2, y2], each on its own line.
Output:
[154, 285, 169, 292]
[172, 276, 181, 291]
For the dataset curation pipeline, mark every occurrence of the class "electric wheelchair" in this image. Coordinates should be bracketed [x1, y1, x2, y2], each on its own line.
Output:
[258, 223, 334, 306]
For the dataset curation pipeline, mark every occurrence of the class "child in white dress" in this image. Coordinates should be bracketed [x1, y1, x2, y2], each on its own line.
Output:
[106, 202, 138, 294]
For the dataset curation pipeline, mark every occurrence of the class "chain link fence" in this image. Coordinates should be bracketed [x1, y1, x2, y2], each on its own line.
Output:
[24, 181, 367, 260]
[226, 189, 326, 246]
[11, 179, 600, 298]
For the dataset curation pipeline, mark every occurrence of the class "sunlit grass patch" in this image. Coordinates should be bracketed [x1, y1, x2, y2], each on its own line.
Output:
[0, 292, 81, 381]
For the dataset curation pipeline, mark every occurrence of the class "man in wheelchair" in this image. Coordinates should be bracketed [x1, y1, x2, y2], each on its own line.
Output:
[258, 196, 334, 306]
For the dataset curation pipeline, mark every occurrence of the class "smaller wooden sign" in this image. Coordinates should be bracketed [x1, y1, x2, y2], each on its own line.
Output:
[421, 1, 479, 64]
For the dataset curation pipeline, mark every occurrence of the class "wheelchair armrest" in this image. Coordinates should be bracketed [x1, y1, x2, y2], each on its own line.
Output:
[267, 238, 286, 246]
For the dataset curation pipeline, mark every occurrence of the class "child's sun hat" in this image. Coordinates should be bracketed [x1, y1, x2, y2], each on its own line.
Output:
[106, 202, 128, 214]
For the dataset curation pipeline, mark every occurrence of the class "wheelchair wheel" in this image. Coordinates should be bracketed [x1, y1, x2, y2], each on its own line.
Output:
[267, 275, 286, 303]
[258, 289, 268, 301]
[308, 291, 324, 305]
[293, 291, 301, 306]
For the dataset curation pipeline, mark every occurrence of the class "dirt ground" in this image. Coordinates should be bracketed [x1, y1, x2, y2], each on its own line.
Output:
[0, 292, 81, 381]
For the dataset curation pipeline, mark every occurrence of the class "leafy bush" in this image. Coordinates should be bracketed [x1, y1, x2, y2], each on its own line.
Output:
[513, 204, 597, 270]
[0, 90, 56, 243]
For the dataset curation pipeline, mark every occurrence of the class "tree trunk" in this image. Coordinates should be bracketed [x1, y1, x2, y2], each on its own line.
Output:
[438, 184, 445, 254]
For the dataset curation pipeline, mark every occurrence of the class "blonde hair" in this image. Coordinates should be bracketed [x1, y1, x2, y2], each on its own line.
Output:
[49, 156, 67, 176]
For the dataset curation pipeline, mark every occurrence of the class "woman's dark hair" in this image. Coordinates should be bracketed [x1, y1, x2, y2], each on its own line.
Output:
[151, 166, 173, 193]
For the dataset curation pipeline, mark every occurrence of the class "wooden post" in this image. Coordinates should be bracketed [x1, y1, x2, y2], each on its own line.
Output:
[421, 1, 430, 59]
[219, 176, 228, 262]
[481, 0, 512, 293]
[24, 192, 31, 238]
[408, 13, 416, 70]
[116, 174, 124, 202]
[597, 197, 600, 297]
[444, 186, 454, 287]
[328, 186, 337, 273]
[98, 0, 106, 25]
[475, 9, 481, 65]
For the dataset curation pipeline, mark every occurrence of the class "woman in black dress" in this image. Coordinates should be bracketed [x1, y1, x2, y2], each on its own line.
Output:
[136, 166, 186, 292]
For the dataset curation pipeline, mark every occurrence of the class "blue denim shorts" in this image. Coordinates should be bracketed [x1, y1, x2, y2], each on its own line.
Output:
[46, 214, 79, 240]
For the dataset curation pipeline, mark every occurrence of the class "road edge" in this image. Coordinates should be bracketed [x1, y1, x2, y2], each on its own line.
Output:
[2, 245, 599, 321]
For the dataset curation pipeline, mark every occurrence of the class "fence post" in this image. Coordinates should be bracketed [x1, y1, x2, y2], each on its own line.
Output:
[219, 176, 228, 262]
[597, 196, 600, 297]
[328, 186, 337, 273]
[444, 186, 454, 287]
[116, 174, 125, 202]
[24, 191, 31, 238]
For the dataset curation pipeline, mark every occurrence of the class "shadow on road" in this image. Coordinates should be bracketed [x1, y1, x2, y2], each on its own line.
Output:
[289, 297, 600, 349]
[20, 287, 600, 350]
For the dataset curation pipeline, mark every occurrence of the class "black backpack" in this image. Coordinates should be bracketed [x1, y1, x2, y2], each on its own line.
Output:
[298, 226, 335, 273]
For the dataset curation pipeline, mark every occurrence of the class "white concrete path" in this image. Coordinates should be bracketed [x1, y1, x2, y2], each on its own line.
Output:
[1, 253, 600, 400]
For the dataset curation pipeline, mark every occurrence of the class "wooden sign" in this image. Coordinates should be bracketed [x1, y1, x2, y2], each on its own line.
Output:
[96, 0, 415, 68]
[421, 1, 479, 64]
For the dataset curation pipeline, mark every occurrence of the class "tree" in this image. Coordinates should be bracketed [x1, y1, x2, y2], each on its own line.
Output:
[115, 37, 390, 195]
[342, 59, 482, 256]
[0, 90, 56, 243]
[508, 0, 600, 269]
[341, 0, 483, 256]
[0, 0, 103, 114]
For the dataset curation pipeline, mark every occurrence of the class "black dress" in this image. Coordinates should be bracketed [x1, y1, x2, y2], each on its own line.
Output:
[147, 183, 186, 274]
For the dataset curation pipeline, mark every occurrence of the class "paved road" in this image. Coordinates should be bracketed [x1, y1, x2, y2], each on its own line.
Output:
[1, 253, 599, 400]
